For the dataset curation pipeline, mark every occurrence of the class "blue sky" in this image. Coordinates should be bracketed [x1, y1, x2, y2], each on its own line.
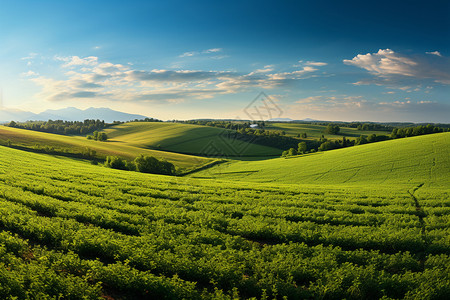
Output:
[0, 0, 449, 122]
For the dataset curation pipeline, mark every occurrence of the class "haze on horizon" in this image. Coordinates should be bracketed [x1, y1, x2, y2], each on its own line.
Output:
[0, 0, 449, 123]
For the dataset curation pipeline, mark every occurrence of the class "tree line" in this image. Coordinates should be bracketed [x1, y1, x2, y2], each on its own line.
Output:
[7, 119, 108, 135]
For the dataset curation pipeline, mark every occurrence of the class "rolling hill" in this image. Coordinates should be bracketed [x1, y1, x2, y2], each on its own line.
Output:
[190, 132, 450, 188]
[103, 122, 282, 157]
[0, 125, 215, 171]
[264, 122, 392, 140]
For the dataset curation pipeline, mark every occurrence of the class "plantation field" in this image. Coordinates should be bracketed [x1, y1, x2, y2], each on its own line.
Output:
[0, 125, 215, 170]
[192, 133, 450, 188]
[265, 122, 391, 140]
[103, 122, 282, 157]
[0, 143, 449, 299]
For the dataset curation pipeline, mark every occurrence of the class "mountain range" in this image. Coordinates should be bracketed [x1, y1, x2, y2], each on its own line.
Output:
[0, 107, 149, 123]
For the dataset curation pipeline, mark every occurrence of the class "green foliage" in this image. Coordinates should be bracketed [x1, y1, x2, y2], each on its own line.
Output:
[134, 154, 175, 175]
[325, 124, 340, 134]
[105, 155, 128, 170]
[298, 142, 307, 154]
[7, 119, 107, 135]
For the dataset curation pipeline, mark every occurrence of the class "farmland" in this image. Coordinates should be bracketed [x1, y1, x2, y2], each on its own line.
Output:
[0, 130, 449, 298]
[264, 122, 392, 141]
[103, 122, 282, 157]
[0, 125, 215, 171]
[191, 132, 450, 188]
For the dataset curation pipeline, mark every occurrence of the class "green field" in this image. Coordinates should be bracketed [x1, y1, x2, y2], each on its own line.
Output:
[191, 132, 450, 188]
[103, 122, 282, 157]
[0, 125, 215, 170]
[0, 130, 449, 298]
[265, 122, 392, 140]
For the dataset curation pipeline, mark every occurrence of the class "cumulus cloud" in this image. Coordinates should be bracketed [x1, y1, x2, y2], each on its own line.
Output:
[21, 70, 39, 77]
[28, 54, 326, 104]
[344, 49, 450, 86]
[55, 55, 99, 68]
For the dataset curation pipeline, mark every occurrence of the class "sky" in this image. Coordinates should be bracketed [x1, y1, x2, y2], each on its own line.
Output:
[0, 0, 449, 122]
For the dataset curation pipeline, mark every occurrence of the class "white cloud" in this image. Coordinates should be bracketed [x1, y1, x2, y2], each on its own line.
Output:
[21, 70, 39, 77]
[179, 48, 223, 58]
[179, 51, 197, 57]
[56, 55, 99, 68]
[426, 51, 442, 57]
[28, 55, 326, 104]
[21, 52, 38, 60]
[344, 49, 450, 85]
[305, 61, 328, 66]
[202, 48, 222, 53]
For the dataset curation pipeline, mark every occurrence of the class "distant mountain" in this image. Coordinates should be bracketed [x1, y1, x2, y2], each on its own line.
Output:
[268, 117, 293, 122]
[0, 107, 150, 123]
[0, 108, 37, 124]
[267, 117, 319, 122]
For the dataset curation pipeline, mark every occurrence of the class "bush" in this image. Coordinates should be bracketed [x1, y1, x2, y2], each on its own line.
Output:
[134, 155, 175, 175]
[105, 156, 128, 170]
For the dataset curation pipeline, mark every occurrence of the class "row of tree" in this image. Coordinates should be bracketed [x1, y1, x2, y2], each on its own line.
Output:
[105, 155, 175, 175]
[391, 124, 447, 138]
[281, 133, 391, 157]
[7, 119, 108, 135]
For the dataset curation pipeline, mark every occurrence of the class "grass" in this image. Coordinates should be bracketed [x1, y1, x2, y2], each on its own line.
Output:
[265, 122, 392, 140]
[103, 122, 283, 157]
[0, 125, 215, 170]
[0, 143, 449, 298]
[190, 132, 450, 189]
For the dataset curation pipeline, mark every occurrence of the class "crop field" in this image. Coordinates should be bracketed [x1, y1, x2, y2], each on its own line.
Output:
[192, 133, 450, 188]
[264, 122, 392, 140]
[103, 122, 282, 157]
[0, 125, 214, 170]
[0, 141, 449, 299]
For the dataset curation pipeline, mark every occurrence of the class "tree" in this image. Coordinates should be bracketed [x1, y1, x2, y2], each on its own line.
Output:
[298, 142, 307, 154]
[355, 135, 368, 145]
[105, 156, 127, 170]
[98, 132, 108, 141]
[287, 148, 297, 156]
[134, 155, 175, 175]
[325, 124, 340, 135]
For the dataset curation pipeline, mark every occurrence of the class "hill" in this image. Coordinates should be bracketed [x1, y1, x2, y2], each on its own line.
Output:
[103, 122, 282, 157]
[0, 144, 449, 298]
[0, 125, 214, 171]
[191, 132, 450, 188]
[264, 122, 392, 140]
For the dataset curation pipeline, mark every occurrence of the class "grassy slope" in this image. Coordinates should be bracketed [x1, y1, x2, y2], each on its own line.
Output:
[191, 132, 450, 188]
[103, 122, 282, 156]
[265, 122, 391, 140]
[0, 125, 214, 170]
[0, 136, 449, 298]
